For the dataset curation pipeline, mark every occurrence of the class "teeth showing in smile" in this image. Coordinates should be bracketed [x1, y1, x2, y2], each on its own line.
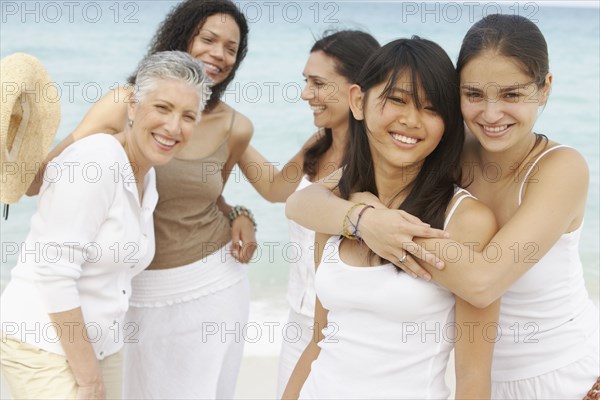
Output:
[391, 133, 418, 145]
[153, 134, 176, 147]
[483, 125, 508, 133]
[203, 63, 222, 73]
[311, 105, 326, 114]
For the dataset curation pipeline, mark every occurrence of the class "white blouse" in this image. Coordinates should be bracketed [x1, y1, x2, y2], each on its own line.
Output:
[0, 134, 157, 360]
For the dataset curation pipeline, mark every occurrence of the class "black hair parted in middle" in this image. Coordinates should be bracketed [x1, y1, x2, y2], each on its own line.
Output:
[338, 36, 464, 229]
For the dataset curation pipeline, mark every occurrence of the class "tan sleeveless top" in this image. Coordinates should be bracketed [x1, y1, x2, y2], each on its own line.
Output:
[149, 140, 231, 269]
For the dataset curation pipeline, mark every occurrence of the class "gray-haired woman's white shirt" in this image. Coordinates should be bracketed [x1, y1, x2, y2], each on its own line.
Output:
[1, 134, 157, 360]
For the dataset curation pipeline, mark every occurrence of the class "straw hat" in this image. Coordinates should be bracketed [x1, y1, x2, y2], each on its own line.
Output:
[1, 53, 60, 204]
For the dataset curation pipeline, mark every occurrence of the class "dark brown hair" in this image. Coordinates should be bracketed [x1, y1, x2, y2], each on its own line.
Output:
[303, 30, 380, 179]
[457, 14, 549, 88]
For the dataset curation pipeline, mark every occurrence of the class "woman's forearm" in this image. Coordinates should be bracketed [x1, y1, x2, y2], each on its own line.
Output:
[453, 295, 499, 400]
[455, 372, 491, 399]
[281, 340, 321, 399]
[287, 180, 448, 276]
[424, 149, 589, 306]
[238, 144, 276, 200]
[286, 180, 351, 234]
[48, 308, 103, 390]
[239, 144, 304, 203]
[286, 182, 508, 296]
[418, 234, 550, 308]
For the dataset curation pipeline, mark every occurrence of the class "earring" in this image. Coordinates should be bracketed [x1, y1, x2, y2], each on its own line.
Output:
[128, 119, 133, 127]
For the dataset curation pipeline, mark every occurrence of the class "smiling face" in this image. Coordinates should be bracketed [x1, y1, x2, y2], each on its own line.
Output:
[349, 73, 445, 171]
[127, 79, 200, 171]
[460, 50, 552, 153]
[188, 13, 241, 85]
[300, 50, 352, 133]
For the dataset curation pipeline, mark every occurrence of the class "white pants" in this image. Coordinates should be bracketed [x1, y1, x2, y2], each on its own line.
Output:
[123, 249, 250, 400]
[276, 309, 314, 397]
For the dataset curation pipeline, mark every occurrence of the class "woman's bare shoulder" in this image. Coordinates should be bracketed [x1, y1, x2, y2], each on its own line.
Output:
[225, 105, 253, 145]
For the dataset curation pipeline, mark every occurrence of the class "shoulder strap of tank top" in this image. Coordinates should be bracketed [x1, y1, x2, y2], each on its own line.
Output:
[227, 109, 237, 135]
[214, 109, 236, 158]
[518, 145, 571, 205]
[444, 188, 476, 230]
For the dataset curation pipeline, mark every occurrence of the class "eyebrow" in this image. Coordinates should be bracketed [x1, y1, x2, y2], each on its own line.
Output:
[303, 74, 327, 80]
[200, 28, 239, 46]
[390, 87, 414, 95]
[155, 99, 197, 113]
[155, 99, 175, 107]
[461, 82, 533, 92]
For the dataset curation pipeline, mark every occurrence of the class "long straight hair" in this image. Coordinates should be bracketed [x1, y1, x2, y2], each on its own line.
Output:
[338, 37, 464, 229]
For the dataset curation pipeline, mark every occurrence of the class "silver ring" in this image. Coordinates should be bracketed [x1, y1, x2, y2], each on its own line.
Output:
[399, 253, 408, 264]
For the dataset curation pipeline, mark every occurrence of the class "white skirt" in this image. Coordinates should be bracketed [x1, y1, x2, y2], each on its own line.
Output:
[122, 244, 250, 400]
[492, 328, 600, 399]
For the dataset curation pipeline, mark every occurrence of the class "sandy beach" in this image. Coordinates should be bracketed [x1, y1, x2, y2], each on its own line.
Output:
[236, 356, 279, 399]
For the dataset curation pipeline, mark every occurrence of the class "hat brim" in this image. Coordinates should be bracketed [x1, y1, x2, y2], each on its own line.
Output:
[1, 53, 61, 204]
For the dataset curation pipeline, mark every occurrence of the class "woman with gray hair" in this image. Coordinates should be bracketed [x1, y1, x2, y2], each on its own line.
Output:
[0, 50, 209, 400]
[26, 2, 255, 397]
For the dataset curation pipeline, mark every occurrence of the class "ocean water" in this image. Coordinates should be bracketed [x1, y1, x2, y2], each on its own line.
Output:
[1, 1, 598, 355]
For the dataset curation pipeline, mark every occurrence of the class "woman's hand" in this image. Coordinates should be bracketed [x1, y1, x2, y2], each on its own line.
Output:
[287, 182, 448, 279]
[349, 192, 448, 280]
[230, 215, 257, 263]
[48, 308, 107, 400]
[76, 377, 105, 400]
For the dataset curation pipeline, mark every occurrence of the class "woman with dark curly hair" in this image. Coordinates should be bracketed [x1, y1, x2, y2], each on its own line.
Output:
[28, 1, 257, 398]
[134, 0, 248, 111]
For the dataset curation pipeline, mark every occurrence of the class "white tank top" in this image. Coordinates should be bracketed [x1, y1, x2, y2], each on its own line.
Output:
[492, 145, 600, 381]
[299, 189, 474, 399]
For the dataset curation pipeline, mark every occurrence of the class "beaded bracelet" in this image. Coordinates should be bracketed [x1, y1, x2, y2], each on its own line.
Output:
[354, 204, 374, 238]
[229, 205, 257, 232]
[342, 203, 374, 240]
[341, 202, 366, 240]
